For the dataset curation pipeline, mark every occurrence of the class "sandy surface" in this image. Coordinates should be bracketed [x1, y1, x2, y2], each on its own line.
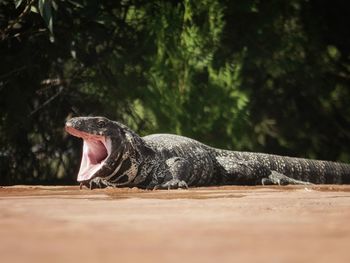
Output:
[1, 185, 350, 263]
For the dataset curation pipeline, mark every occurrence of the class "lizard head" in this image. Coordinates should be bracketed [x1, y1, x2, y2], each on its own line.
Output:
[65, 116, 134, 185]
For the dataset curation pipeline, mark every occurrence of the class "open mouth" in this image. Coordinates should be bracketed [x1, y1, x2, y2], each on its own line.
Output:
[65, 126, 111, 182]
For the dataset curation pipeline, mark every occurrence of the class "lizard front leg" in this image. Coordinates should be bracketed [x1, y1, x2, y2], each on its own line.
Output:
[82, 177, 117, 189]
[154, 157, 192, 190]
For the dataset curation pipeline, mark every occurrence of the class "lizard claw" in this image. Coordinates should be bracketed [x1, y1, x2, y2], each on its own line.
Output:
[154, 179, 189, 190]
[86, 177, 115, 189]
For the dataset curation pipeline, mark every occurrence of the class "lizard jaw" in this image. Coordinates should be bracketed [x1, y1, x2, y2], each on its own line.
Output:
[65, 126, 112, 182]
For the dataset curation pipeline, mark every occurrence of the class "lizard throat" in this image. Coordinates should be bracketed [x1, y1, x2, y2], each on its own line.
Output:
[65, 126, 112, 182]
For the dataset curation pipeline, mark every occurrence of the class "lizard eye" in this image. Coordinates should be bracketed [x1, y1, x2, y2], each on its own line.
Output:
[97, 120, 106, 128]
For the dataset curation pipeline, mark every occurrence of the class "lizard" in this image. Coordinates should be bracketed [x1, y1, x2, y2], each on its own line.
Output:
[65, 116, 350, 189]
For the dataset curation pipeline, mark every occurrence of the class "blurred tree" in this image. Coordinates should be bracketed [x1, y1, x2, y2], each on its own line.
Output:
[141, 0, 250, 150]
[0, 0, 150, 184]
[220, 0, 350, 160]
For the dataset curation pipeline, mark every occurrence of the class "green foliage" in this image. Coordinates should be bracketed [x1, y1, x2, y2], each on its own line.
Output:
[37, 0, 54, 36]
[142, 0, 250, 150]
[0, 0, 349, 185]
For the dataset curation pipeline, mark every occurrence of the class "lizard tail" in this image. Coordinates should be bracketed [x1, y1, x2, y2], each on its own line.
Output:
[261, 155, 350, 184]
[286, 158, 350, 184]
[213, 149, 350, 184]
[339, 162, 350, 184]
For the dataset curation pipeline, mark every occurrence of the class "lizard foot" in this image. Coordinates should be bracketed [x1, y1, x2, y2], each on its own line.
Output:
[154, 179, 189, 190]
[262, 171, 314, 186]
[83, 177, 115, 189]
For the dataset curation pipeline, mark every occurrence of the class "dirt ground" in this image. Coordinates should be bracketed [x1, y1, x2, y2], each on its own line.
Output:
[1, 185, 350, 263]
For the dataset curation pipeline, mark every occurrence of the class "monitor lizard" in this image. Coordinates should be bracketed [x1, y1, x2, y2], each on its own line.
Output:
[65, 116, 350, 189]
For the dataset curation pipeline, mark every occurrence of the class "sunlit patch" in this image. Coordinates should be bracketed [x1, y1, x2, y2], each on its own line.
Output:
[65, 126, 111, 182]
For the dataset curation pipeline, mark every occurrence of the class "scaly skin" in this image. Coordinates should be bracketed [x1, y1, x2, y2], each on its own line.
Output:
[65, 117, 350, 189]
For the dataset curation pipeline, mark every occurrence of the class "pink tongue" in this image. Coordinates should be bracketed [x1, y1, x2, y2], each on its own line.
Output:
[77, 139, 108, 182]
[87, 141, 108, 164]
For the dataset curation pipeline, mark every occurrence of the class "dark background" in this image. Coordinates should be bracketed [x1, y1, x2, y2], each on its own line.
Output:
[1, 0, 349, 185]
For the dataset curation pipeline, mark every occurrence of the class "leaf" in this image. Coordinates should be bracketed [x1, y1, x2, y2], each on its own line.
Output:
[30, 5, 38, 13]
[15, 0, 23, 9]
[38, 0, 53, 34]
[52, 0, 58, 11]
